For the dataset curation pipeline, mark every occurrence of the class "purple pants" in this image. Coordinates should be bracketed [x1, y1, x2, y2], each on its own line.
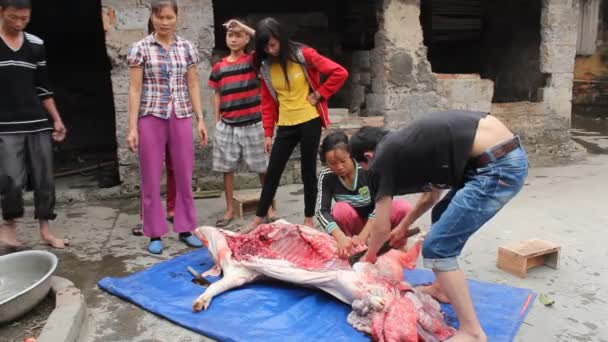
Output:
[138, 113, 196, 237]
[331, 199, 411, 237]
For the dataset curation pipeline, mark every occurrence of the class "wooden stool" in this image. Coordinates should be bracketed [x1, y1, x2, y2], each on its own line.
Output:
[232, 190, 276, 219]
[497, 239, 561, 278]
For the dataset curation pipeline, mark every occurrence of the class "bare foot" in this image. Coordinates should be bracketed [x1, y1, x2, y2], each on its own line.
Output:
[239, 216, 264, 233]
[0, 221, 21, 247]
[266, 206, 277, 220]
[419, 282, 450, 303]
[446, 330, 487, 341]
[41, 235, 70, 249]
[302, 217, 315, 228]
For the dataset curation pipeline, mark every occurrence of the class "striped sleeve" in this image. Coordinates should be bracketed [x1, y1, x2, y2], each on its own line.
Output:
[208, 62, 221, 89]
[28, 34, 53, 99]
[315, 169, 338, 234]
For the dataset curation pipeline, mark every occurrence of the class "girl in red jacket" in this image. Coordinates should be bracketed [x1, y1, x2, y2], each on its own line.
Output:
[248, 17, 348, 228]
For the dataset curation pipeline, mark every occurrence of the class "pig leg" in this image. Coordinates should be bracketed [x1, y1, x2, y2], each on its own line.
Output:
[201, 264, 222, 278]
[192, 267, 259, 311]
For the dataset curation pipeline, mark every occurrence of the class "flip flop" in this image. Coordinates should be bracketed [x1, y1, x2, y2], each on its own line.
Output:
[132, 223, 143, 236]
[215, 217, 233, 227]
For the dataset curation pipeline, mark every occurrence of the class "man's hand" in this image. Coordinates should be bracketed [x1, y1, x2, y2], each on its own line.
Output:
[127, 129, 138, 152]
[352, 234, 367, 247]
[361, 249, 377, 264]
[389, 224, 410, 248]
[264, 137, 273, 155]
[336, 236, 353, 258]
[52, 120, 67, 142]
[197, 120, 208, 147]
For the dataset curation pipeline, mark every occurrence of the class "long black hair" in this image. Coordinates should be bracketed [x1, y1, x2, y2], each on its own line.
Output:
[319, 131, 350, 165]
[253, 17, 302, 89]
[147, 0, 178, 34]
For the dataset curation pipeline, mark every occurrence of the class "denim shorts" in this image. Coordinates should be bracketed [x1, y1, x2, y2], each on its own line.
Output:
[422, 140, 529, 271]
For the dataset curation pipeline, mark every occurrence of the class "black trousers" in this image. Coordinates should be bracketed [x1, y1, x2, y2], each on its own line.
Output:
[256, 117, 322, 218]
[0, 131, 56, 221]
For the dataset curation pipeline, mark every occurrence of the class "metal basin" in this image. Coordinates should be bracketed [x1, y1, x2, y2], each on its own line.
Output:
[0, 250, 58, 324]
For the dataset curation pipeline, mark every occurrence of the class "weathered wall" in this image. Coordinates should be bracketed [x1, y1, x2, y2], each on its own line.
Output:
[376, 0, 578, 165]
[436, 74, 493, 113]
[106, 0, 580, 191]
[348, 50, 374, 115]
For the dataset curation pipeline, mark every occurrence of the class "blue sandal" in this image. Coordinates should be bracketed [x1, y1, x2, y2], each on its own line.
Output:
[180, 234, 203, 247]
[148, 240, 163, 254]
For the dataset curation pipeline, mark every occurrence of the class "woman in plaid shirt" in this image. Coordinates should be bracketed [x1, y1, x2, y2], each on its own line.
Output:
[126, 0, 208, 254]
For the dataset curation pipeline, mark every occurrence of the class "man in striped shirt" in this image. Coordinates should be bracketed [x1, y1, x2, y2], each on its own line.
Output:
[208, 19, 274, 227]
[0, 0, 68, 249]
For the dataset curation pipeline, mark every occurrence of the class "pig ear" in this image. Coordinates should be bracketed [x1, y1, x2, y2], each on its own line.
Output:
[400, 240, 422, 269]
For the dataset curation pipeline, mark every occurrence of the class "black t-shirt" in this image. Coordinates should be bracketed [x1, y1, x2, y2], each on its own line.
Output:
[369, 110, 488, 201]
[0, 32, 53, 134]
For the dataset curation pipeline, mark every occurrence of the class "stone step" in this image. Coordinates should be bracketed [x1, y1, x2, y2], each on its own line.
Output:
[570, 128, 603, 137]
[571, 135, 608, 154]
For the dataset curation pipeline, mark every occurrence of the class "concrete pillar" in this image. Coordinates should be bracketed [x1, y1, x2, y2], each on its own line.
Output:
[374, 0, 440, 128]
[539, 0, 579, 142]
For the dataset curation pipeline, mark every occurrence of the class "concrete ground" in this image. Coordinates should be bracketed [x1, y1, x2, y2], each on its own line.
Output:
[2, 153, 607, 342]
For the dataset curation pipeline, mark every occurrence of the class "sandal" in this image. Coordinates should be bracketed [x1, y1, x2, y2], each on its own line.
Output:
[215, 217, 233, 228]
[132, 223, 143, 236]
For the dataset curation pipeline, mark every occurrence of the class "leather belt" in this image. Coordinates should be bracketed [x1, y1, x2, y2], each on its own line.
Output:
[471, 136, 520, 168]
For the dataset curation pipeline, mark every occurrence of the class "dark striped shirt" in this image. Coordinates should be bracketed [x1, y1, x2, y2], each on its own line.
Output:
[315, 162, 376, 234]
[208, 54, 261, 126]
[0, 32, 53, 134]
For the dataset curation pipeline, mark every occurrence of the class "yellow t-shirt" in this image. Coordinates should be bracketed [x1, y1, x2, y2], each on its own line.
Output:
[270, 61, 319, 126]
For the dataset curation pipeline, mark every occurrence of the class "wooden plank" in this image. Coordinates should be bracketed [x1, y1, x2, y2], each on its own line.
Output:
[497, 240, 561, 278]
[501, 239, 561, 258]
[232, 190, 276, 219]
[233, 190, 262, 204]
[497, 248, 527, 278]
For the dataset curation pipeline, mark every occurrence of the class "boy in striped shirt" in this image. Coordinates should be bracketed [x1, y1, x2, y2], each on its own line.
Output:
[209, 19, 274, 227]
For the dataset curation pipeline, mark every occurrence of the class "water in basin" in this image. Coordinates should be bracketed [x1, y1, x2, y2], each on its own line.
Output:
[0, 273, 43, 302]
[0, 250, 58, 323]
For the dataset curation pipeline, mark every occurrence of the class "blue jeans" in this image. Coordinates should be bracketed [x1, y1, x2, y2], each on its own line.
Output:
[422, 142, 529, 271]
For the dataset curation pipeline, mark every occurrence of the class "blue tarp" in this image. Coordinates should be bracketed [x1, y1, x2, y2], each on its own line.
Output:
[98, 249, 535, 342]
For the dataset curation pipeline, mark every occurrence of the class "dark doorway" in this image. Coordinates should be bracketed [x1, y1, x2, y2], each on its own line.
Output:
[421, 0, 546, 102]
[27, 0, 119, 186]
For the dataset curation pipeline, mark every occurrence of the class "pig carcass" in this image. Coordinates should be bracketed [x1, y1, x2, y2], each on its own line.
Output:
[192, 222, 455, 342]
